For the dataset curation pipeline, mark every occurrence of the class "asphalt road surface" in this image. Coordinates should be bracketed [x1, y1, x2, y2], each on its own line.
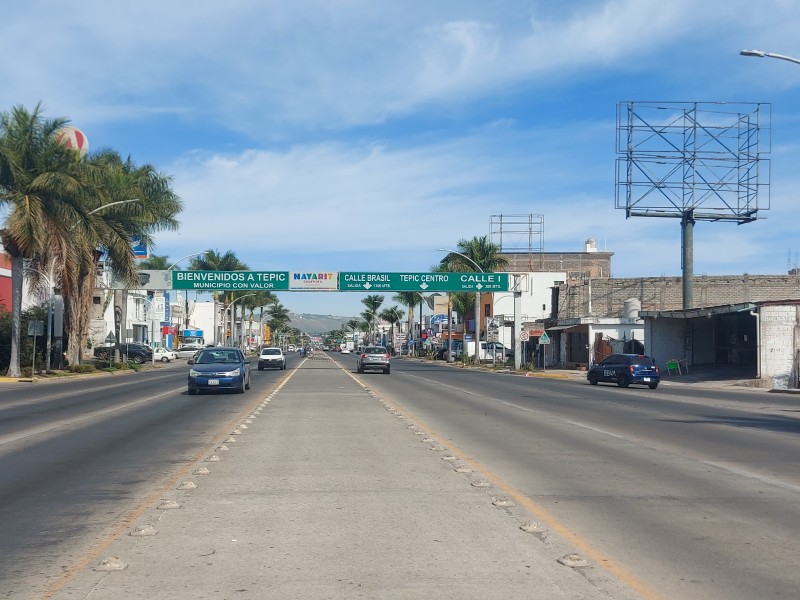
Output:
[1, 352, 798, 599]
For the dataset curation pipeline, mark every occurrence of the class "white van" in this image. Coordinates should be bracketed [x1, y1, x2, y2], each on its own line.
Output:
[466, 341, 512, 362]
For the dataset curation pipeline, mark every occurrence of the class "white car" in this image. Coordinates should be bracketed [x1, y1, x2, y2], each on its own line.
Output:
[154, 347, 178, 362]
[258, 347, 286, 370]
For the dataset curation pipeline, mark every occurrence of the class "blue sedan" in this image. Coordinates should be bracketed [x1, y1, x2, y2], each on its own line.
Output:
[187, 347, 251, 395]
[587, 353, 660, 389]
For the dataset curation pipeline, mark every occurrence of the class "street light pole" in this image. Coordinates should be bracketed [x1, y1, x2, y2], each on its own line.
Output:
[166, 251, 208, 348]
[75, 198, 142, 364]
[142, 296, 157, 367]
[437, 248, 484, 363]
[740, 49, 800, 65]
[225, 293, 257, 351]
[167, 252, 208, 272]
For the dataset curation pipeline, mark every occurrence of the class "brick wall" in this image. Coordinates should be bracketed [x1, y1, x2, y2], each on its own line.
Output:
[501, 252, 613, 279]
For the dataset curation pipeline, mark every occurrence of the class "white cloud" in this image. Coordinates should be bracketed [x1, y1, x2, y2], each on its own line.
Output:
[4, 0, 800, 317]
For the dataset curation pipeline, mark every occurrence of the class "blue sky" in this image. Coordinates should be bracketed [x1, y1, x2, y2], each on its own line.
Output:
[3, 0, 800, 317]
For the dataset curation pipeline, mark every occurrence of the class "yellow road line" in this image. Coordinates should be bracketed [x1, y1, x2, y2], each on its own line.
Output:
[343, 362, 665, 600]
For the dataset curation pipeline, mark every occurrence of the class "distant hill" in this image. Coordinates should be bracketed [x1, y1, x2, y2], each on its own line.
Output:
[287, 313, 357, 335]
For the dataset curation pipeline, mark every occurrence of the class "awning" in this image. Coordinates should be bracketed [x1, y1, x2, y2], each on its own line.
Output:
[640, 303, 756, 319]
[546, 325, 579, 331]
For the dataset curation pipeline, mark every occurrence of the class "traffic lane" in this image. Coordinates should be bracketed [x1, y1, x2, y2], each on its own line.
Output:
[0, 362, 282, 598]
[0, 368, 187, 445]
[384, 359, 800, 485]
[364, 360, 800, 600]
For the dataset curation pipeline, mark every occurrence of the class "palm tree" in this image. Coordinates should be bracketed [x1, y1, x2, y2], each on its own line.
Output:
[440, 236, 508, 361]
[138, 254, 173, 270]
[242, 291, 277, 346]
[64, 151, 182, 364]
[0, 105, 74, 376]
[268, 302, 290, 330]
[379, 305, 405, 354]
[361, 294, 384, 344]
[393, 291, 422, 348]
[190, 250, 249, 344]
[0, 104, 130, 375]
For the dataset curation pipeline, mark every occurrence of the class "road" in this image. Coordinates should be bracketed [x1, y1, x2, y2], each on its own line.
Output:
[1, 352, 799, 599]
[0, 355, 294, 599]
[327, 353, 800, 599]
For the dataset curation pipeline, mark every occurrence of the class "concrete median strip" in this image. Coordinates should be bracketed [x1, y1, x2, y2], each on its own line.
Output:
[52, 359, 653, 600]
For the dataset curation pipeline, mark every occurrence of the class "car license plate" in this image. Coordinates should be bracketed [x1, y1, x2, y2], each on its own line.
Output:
[208, 379, 219, 385]
[643, 377, 650, 382]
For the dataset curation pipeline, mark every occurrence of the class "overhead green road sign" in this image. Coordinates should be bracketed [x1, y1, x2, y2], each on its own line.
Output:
[339, 272, 509, 292]
[172, 270, 290, 291]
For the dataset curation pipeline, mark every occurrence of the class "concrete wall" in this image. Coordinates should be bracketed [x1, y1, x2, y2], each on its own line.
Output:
[0, 253, 12, 312]
[759, 304, 800, 390]
[644, 319, 687, 373]
[493, 272, 566, 348]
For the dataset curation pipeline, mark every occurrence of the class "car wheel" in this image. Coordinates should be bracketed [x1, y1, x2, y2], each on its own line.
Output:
[245, 375, 251, 390]
[161, 356, 169, 362]
[282, 363, 286, 370]
[132, 354, 144, 364]
[357, 366, 364, 373]
[588, 373, 598, 385]
[188, 387, 197, 396]
[258, 365, 263, 371]
[648, 382, 659, 389]
[384, 367, 390, 374]
[617, 376, 630, 388]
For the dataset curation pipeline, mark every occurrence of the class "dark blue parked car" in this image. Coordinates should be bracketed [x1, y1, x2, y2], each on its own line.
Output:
[188, 346, 251, 395]
[587, 354, 660, 389]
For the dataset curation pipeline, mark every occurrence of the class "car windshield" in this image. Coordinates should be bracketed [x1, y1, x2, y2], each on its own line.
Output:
[195, 349, 240, 364]
[365, 347, 386, 354]
[261, 349, 281, 356]
[633, 356, 655, 366]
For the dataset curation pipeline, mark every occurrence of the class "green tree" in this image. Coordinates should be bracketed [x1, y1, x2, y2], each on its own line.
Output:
[242, 291, 277, 346]
[439, 236, 508, 360]
[138, 254, 173, 270]
[393, 291, 422, 347]
[0, 105, 77, 376]
[64, 151, 182, 364]
[190, 250, 249, 344]
[268, 302, 291, 331]
[361, 294, 384, 345]
[379, 305, 405, 354]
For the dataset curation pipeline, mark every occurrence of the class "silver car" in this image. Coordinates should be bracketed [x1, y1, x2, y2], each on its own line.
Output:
[356, 346, 390, 374]
[175, 346, 201, 359]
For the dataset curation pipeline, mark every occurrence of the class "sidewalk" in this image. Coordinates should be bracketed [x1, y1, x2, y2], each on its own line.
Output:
[51, 357, 634, 600]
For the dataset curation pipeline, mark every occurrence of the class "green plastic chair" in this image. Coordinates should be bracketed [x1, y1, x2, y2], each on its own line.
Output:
[666, 359, 681, 375]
